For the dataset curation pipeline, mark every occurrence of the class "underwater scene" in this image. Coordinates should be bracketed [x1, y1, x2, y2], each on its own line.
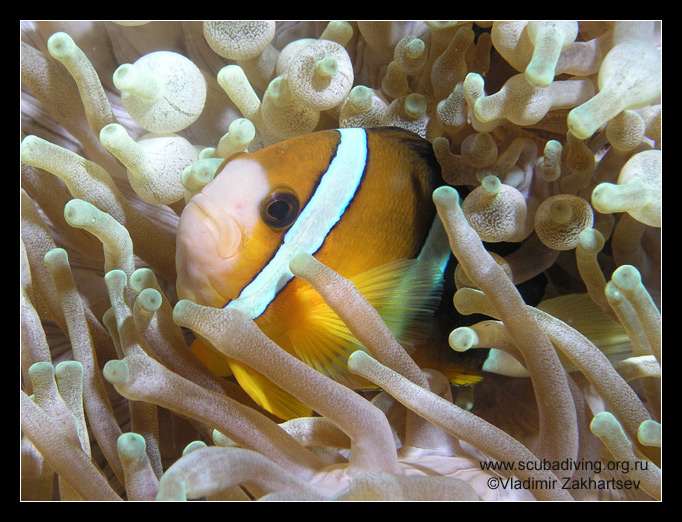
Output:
[20, 21, 661, 501]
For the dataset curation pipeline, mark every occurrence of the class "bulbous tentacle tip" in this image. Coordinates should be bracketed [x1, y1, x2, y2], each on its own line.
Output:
[171, 299, 196, 322]
[346, 349, 372, 375]
[611, 264, 642, 294]
[289, 251, 317, 276]
[604, 281, 626, 305]
[43, 247, 69, 269]
[113, 64, 160, 102]
[637, 420, 661, 448]
[137, 288, 163, 313]
[20, 135, 45, 164]
[448, 327, 477, 352]
[117, 432, 147, 459]
[171, 299, 230, 335]
[27, 360, 55, 381]
[103, 359, 130, 385]
[98, 122, 127, 147]
[404, 93, 427, 119]
[104, 269, 128, 288]
[182, 441, 208, 456]
[63, 199, 98, 228]
[55, 360, 84, 376]
[46, 32, 76, 60]
[566, 108, 595, 141]
[315, 56, 339, 78]
[589, 411, 615, 437]
[578, 227, 605, 253]
[432, 185, 460, 207]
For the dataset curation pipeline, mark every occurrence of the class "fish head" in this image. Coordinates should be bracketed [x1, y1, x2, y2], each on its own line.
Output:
[176, 132, 338, 307]
[176, 154, 293, 306]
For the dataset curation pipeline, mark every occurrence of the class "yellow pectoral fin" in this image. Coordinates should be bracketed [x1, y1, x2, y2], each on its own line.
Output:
[191, 337, 233, 377]
[204, 258, 446, 418]
[349, 258, 444, 350]
[281, 258, 444, 385]
[228, 360, 313, 420]
[191, 336, 312, 420]
[281, 284, 366, 386]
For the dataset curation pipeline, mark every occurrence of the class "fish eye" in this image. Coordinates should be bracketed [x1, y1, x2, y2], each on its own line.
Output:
[261, 187, 300, 229]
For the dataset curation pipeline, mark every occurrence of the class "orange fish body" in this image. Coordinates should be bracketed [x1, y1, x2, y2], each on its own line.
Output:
[176, 127, 450, 418]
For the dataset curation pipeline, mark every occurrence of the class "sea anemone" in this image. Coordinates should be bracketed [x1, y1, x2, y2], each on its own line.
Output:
[20, 20, 661, 501]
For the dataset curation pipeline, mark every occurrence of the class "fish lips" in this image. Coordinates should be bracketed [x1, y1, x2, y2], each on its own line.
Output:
[186, 193, 245, 260]
[176, 193, 245, 306]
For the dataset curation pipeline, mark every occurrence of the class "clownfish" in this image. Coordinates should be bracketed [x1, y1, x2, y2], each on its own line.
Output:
[176, 127, 460, 419]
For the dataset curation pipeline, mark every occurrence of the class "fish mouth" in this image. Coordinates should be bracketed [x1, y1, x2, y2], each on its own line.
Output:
[186, 193, 245, 260]
[175, 192, 246, 306]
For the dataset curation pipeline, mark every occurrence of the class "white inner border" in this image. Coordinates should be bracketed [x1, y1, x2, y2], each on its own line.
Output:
[226, 128, 368, 319]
